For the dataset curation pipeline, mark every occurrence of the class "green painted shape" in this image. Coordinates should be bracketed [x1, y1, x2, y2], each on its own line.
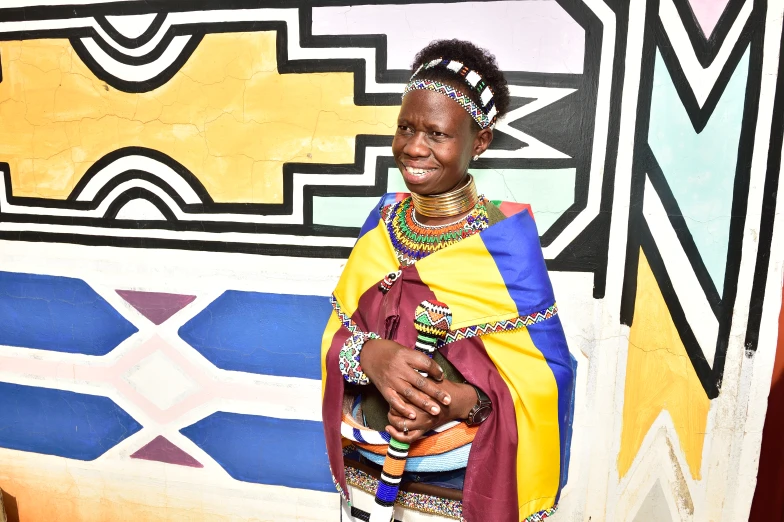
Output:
[312, 168, 576, 234]
[388, 167, 576, 233]
[312, 196, 381, 228]
[648, 48, 749, 294]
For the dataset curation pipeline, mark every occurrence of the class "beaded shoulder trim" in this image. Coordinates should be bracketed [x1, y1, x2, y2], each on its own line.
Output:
[331, 295, 558, 347]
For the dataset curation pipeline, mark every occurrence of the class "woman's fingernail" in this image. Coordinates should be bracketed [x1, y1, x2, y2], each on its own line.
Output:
[431, 406, 439, 414]
[409, 413, 416, 419]
[443, 395, 451, 405]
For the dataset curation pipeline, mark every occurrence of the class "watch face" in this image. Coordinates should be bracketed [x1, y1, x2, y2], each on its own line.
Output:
[469, 405, 492, 426]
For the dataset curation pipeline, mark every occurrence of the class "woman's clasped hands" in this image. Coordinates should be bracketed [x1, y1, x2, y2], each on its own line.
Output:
[359, 338, 476, 444]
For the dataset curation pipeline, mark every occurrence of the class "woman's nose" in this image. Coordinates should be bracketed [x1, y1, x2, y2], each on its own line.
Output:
[403, 132, 429, 158]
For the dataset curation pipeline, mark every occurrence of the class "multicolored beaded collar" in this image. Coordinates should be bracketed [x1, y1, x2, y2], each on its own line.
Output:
[382, 196, 489, 267]
[403, 57, 498, 129]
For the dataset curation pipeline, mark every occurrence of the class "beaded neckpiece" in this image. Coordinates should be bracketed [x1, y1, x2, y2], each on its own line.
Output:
[383, 196, 489, 267]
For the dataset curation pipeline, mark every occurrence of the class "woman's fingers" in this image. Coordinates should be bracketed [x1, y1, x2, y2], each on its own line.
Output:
[409, 368, 452, 406]
[385, 424, 426, 445]
[393, 379, 442, 415]
[386, 389, 429, 420]
[407, 351, 444, 382]
[388, 410, 430, 433]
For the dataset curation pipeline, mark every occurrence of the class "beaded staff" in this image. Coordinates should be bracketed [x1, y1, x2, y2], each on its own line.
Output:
[369, 300, 452, 522]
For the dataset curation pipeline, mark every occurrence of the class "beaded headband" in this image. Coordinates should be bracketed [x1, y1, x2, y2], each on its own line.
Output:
[404, 57, 499, 128]
[403, 79, 492, 129]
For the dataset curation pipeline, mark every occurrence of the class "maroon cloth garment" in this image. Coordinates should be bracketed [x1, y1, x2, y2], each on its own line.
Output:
[322, 265, 521, 522]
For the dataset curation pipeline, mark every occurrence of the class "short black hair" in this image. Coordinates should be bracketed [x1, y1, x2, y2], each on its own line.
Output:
[411, 39, 511, 124]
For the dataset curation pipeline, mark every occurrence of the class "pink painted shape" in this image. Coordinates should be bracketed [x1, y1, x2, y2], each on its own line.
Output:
[115, 290, 196, 325]
[0, 334, 319, 427]
[313, 1, 585, 74]
[498, 201, 534, 219]
[130, 435, 203, 467]
[688, 0, 731, 38]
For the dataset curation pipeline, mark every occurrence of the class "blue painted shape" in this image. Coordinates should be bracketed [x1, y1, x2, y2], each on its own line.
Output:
[0, 382, 142, 460]
[648, 49, 749, 294]
[178, 291, 332, 379]
[0, 271, 137, 355]
[180, 412, 333, 491]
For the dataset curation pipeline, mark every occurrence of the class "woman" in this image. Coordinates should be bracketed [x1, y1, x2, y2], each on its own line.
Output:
[321, 40, 575, 522]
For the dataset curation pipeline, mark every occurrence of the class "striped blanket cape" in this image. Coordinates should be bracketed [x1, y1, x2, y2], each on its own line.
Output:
[321, 194, 576, 522]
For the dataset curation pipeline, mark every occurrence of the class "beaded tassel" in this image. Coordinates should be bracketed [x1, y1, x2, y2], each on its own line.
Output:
[369, 300, 452, 522]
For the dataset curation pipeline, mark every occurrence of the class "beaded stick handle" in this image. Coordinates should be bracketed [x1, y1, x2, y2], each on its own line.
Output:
[369, 300, 452, 522]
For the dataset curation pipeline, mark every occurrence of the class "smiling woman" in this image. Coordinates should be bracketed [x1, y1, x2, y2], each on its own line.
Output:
[321, 40, 575, 522]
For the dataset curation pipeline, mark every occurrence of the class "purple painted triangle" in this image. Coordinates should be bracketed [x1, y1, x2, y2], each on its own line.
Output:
[116, 290, 196, 325]
[687, 0, 731, 38]
[130, 436, 203, 467]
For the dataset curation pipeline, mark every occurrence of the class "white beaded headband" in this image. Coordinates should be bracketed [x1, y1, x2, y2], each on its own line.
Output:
[404, 57, 499, 128]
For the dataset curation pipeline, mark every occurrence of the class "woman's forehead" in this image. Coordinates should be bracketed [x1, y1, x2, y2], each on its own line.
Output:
[398, 90, 472, 129]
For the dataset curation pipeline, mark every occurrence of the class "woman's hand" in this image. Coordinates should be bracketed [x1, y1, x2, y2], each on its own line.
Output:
[385, 380, 478, 444]
[359, 338, 451, 421]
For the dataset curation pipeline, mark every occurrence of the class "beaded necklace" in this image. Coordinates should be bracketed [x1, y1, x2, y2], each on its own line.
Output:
[383, 195, 489, 267]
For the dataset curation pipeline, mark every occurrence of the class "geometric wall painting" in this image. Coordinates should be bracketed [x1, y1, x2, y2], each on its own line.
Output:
[686, 0, 732, 38]
[116, 289, 196, 325]
[130, 436, 203, 468]
[179, 291, 332, 380]
[0, 271, 137, 355]
[0, 382, 142, 460]
[180, 412, 333, 492]
[648, 49, 749, 296]
[632, 480, 674, 522]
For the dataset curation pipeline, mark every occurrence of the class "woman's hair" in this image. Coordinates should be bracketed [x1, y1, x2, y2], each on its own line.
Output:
[411, 39, 511, 123]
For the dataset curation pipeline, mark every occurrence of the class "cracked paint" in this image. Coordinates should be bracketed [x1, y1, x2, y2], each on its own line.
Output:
[0, 32, 399, 203]
[618, 251, 710, 480]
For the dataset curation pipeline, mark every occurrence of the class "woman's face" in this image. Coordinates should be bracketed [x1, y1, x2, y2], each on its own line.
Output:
[392, 89, 491, 195]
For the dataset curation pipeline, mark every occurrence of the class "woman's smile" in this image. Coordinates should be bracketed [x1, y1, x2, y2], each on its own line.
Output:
[401, 165, 439, 185]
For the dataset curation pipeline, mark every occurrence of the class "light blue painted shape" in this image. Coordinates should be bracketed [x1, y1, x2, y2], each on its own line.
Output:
[0, 271, 137, 355]
[178, 291, 332, 380]
[312, 169, 575, 234]
[387, 167, 576, 233]
[648, 48, 749, 294]
[0, 382, 142, 460]
[313, 196, 381, 228]
[180, 412, 333, 492]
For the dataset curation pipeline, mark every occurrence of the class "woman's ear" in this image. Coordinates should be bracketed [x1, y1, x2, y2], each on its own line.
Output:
[473, 128, 494, 156]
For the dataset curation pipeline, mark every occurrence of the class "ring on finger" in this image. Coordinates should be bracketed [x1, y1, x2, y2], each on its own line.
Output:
[403, 420, 408, 434]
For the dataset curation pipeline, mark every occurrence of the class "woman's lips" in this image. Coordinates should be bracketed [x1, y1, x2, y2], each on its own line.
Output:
[401, 165, 437, 184]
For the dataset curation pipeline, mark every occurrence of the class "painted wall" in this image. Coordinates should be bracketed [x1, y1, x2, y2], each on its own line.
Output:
[0, 0, 782, 521]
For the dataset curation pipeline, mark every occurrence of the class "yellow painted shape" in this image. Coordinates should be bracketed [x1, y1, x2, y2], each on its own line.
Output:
[618, 251, 710, 480]
[481, 327, 561, 518]
[0, 34, 398, 203]
[333, 221, 398, 316]
[415, 233, 519, 329]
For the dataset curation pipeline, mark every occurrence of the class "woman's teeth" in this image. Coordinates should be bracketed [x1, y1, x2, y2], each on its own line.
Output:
[407, 167, 435, 177]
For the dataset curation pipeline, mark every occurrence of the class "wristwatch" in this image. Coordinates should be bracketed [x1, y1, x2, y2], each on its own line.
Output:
[465, 383, 492, 426]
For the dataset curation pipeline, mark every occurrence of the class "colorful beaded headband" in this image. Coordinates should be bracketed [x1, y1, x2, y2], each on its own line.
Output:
[405, 57, 499, 128]
[403, 79, 492, 129]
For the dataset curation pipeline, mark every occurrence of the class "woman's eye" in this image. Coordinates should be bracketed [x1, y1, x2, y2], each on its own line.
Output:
[430, 131, 446, 138]
[397, 125, 411, 133]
